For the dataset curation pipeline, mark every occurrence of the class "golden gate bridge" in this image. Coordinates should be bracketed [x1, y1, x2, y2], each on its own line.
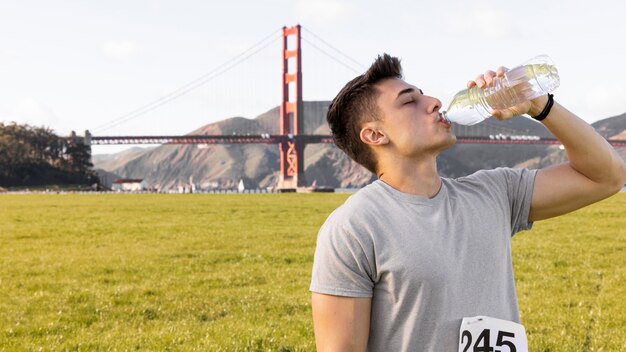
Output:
[80, 25, 626, 190]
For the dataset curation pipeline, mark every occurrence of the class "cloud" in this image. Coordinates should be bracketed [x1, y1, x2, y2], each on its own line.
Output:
[6, 97, 60, 129]
[150, 0, 162, 14]
[584, 84, 626, 118]
[444, 2, 519, 40]
[296, 0, 349, 24]
[102, 40, 142, 62]
[0, 47, 18, 64]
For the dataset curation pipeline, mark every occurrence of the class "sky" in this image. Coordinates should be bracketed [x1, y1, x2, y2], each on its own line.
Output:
[1, 0, 625, 154]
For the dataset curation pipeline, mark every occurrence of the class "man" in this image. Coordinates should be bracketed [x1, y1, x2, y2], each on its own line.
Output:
[310, 54, 626, 351]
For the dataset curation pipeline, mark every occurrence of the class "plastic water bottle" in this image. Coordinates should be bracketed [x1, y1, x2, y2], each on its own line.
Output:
[442, 55, 560, 125]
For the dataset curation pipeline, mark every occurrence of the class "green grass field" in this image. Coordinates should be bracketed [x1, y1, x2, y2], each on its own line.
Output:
[0, 193, 624, 351]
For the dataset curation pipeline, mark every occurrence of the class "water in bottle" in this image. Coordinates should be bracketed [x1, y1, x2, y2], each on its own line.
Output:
[442, 55, 560, 125]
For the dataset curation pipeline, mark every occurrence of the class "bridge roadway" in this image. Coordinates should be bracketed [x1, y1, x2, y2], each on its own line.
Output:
[89, 134, 626, 147]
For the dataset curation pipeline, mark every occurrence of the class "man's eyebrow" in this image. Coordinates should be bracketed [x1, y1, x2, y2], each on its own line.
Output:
[396, 87, 415, 100]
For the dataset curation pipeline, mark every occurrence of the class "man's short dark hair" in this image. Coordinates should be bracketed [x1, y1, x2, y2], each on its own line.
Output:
[327, 54, 402, 174]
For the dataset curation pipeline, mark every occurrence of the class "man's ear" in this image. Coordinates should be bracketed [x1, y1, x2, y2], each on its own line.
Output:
[359, 122, 388, 146]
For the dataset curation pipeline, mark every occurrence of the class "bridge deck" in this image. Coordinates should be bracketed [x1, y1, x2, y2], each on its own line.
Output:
[89, 134, 626, 147]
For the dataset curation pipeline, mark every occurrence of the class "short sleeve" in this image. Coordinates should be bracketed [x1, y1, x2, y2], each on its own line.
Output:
[498, 168, 538, 234]
[310, 213, 375, 298]
[465, 167, 538, 235]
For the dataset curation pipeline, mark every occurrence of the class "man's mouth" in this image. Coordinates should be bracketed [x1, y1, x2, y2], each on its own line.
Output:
[439, 112, 451, 126]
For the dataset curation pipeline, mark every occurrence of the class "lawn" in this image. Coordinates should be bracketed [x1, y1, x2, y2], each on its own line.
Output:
[0, 193, 624, 351]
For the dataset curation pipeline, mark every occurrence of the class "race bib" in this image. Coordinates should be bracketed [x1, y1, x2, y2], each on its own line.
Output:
[458, 316, 528, 352]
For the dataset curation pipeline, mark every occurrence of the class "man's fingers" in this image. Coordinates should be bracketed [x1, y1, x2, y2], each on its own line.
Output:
[492, 101, 531, 120]
[467, 67, 508, 89]
[474, 75, 486, 88]
[492, 109, 514, 121]
[484, 70, 497, 86]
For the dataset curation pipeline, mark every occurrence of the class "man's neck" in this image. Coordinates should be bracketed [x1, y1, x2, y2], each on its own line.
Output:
[377, 157, 442, 198]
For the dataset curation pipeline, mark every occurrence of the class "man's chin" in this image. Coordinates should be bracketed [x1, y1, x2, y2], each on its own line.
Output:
[438, 135, 457, 152]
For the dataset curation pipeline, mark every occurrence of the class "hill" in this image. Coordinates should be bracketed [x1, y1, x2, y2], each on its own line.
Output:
[93, 103, 626, 190]
[94, 101, 375, 190]
[592, 113, 626, 138]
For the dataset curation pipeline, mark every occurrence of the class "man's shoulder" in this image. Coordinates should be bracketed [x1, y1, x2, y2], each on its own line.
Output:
[455, 167, 513, 180]
[324, 181, 387, 226]
[452, 167, 532, 186]
[336, 180, 381, 206]
[445, 167, 537, 209]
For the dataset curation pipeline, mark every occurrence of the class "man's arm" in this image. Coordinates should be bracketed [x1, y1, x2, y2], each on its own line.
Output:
[524, 100, 626, 221]
[311, 293, 371, 352]
[472, 70, 626, 222]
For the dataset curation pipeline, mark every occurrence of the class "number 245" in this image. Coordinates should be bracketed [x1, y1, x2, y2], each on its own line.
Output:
[461, 329, 517, 352]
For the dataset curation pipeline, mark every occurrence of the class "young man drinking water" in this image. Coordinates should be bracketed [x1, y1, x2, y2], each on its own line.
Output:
[310, 54, 626, 351]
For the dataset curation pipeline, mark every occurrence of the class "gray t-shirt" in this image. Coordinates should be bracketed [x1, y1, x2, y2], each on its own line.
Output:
[310, 167, 537, 351]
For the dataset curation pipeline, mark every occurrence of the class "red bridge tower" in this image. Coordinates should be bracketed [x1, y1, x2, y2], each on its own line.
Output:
[278, 25, 304, 190]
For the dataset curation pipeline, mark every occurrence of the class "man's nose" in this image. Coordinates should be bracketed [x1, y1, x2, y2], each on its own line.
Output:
[428, 96, 442, 113]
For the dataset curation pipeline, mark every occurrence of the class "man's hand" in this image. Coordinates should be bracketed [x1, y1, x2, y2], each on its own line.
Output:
[467, 67, 547, 120]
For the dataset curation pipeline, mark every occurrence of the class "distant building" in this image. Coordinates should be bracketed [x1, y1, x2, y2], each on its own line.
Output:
[111, 178, 147, 192]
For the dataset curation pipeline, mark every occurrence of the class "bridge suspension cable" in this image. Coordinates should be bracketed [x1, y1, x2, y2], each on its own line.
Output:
[302, 26, 366, 70]
[300, 26, 367, 74]
[93, 27, 283, 134]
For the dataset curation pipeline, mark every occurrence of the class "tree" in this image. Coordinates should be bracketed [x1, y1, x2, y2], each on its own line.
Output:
[0, 122, 99, 187]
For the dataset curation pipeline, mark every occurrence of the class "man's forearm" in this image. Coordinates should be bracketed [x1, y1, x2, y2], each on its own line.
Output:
[539, 101, 626, 187]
